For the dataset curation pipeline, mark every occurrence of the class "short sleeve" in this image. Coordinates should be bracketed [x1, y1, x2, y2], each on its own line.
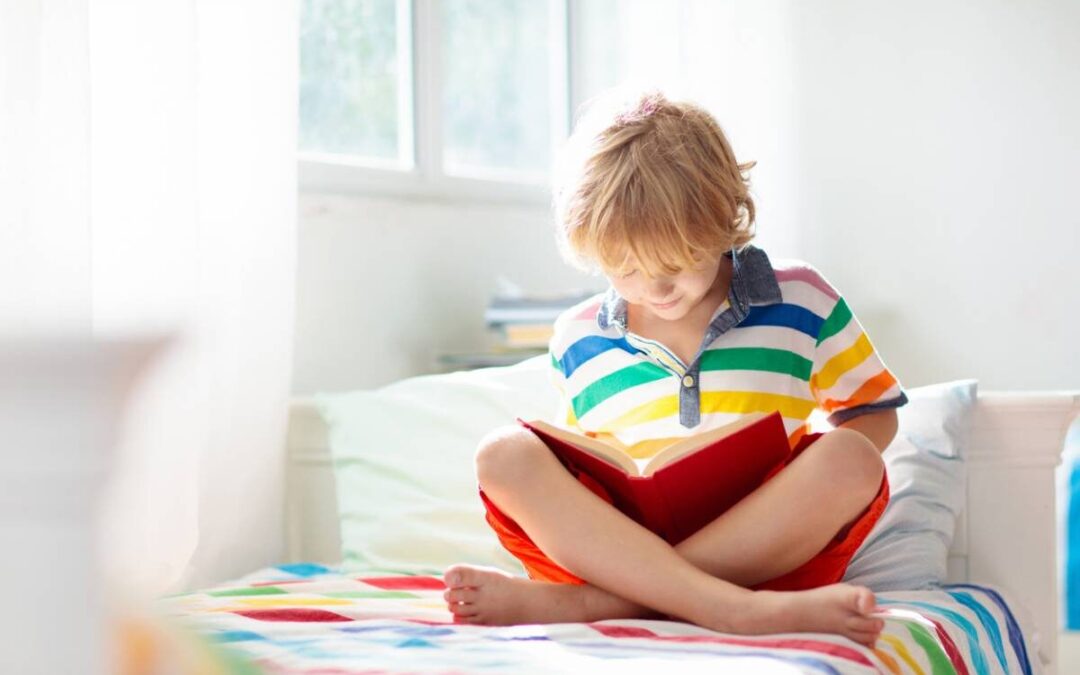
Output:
[547, 325, 580, 430]
[810, 285, 908, 427]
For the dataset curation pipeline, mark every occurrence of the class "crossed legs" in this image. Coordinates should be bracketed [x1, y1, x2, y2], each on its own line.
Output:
[443, 424, 887, 644]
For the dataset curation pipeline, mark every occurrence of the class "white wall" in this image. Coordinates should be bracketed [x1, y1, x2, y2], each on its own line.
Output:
[789, 0, 1080, 390]
[293, 192, 600, 393]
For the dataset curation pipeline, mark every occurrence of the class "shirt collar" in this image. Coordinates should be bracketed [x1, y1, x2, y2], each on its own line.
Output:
[595, 243, 783, 333]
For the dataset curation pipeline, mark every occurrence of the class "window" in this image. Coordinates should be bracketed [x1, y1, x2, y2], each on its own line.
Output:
[298, 0, 678, 203]
[300, 0, 413, 169]
[439, 0, 553, 182]
[568, 0, 683, 125]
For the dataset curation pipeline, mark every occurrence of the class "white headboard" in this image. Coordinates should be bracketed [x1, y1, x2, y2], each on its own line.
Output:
[285, 390, 1079, 673]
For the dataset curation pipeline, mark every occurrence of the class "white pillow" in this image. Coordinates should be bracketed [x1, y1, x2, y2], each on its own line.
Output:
[842, 379, 977, 591]
[316, 356, 556, 575]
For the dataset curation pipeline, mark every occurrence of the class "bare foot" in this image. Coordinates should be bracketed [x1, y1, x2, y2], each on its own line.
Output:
[731, 584, 884, 646]
[442, 564, 655, 625]
[444, 565, 882, 646]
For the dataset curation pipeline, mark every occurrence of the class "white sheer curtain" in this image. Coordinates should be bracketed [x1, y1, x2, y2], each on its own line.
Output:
[1, 0, 298, 596]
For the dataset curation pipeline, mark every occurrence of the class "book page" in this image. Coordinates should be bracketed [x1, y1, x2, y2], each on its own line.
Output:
[525, 419, 641, 475]
[641, 411, 772, 476]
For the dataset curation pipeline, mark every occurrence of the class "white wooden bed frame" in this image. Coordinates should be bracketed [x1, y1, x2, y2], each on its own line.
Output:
[284, 390, 1079, 673]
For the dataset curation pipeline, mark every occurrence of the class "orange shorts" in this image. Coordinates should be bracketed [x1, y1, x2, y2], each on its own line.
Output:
[479, 429, 890, 592]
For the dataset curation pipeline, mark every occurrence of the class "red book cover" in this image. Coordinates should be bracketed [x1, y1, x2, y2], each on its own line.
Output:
[517, 411, 792, 545]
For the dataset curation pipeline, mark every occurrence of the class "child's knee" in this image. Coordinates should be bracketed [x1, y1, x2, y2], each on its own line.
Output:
[848, 442, 885, 506]
[849, 447, 885, 508]
[474, 425, 550, 487]
[808, 433, 885, 507]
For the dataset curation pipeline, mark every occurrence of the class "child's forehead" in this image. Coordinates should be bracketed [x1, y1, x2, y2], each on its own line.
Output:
[605, 249, 649, 272]
[604, 245, 704, 269]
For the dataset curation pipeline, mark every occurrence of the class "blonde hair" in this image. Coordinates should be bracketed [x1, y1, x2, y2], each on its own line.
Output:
[553, 89, 756, 278]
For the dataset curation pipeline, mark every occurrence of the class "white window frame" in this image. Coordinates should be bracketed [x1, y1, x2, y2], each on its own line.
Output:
[298, 0, 571, 206]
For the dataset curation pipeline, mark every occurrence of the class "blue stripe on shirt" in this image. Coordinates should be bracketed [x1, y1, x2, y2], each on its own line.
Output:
[559, 335, 640, 378]
[737, 303, 824, 339]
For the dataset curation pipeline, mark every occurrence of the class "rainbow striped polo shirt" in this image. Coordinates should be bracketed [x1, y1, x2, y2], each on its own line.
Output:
[547, 244, 908, 459]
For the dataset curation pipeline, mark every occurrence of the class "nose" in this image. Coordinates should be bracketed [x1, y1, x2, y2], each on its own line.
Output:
[646, 277, 675, 299]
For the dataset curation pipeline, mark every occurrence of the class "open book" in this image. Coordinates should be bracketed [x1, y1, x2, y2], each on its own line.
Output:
[517, 411, 793, 545]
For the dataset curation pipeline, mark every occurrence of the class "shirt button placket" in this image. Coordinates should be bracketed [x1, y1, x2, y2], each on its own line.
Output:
[679, 369, 701, 428]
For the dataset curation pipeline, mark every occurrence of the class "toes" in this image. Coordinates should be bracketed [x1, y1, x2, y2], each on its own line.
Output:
[443, 564, 476, 588]
[847, 629, 880, 647]
[846, 615, 884, 634]
[443, 587, 478, 604]
[443, 564, 498, 589]
[451, 609, 485, 624]
[447, 601, 477, 617]
[852, 586, 877, 615]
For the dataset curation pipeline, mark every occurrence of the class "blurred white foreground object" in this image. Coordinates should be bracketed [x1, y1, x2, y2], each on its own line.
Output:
[0, 336, 167, 675]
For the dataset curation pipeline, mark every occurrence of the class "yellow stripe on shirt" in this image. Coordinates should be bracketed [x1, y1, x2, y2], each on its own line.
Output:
[700, 391, 818, 420]
[812, 332, 873, 392]
[596, 395, 682, 433]
[593, 391, 816, 437]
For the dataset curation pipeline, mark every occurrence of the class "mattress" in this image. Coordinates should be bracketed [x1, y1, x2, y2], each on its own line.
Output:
[161, 563, 1038, 674]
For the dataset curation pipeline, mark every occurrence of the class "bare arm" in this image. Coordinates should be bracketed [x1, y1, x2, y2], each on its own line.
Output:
[836, 408, 899, 453]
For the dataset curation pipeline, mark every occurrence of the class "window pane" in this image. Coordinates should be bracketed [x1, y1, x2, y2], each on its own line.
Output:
[441, 0, 551, 179]
[299, 0, 408, 163]
[571, 0, 682, 122]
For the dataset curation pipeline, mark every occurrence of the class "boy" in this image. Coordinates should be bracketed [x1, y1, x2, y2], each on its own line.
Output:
[442, 91, 907, 646]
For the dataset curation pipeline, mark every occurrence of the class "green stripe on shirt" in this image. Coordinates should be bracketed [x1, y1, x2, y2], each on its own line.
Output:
[700, 347, 814, 381]
[573, 361, 670, 419]
[816, 297, 852, 346]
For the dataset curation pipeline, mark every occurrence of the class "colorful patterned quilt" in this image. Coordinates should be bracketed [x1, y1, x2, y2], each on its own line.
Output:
[161, 563, 1039, 674]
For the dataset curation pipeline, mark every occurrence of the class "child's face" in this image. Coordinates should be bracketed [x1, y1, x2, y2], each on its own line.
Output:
[604, 252, 725, 322]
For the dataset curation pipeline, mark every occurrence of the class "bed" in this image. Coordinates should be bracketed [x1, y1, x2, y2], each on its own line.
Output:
[161, 365, 1079, 674]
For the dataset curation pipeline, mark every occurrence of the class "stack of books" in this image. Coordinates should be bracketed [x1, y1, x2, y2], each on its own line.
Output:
[435, 285, 601, 372]
[485, 289, 599, 350]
